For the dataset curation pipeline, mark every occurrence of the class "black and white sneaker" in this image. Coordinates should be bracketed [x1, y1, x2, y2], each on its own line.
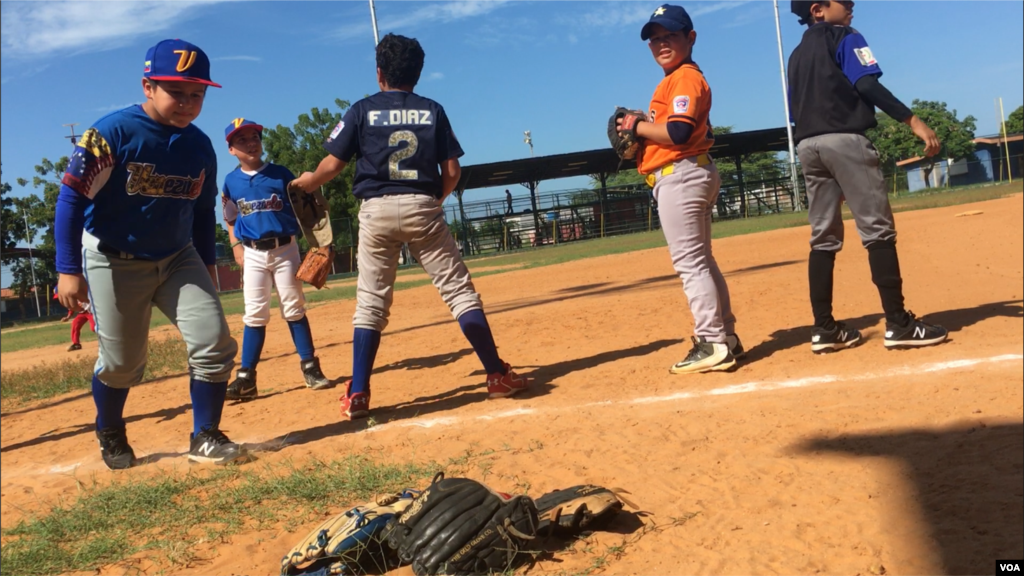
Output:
[884, 312, 948, 349]
[811, 322, 862, 353]
[96, 426, 136, 470]
[301, 357, 332, 390]
[670, 336, 736, 374]
[188, 428, 249, 465]
[226, 368, 257, 401]
[726, 333, 746, 359]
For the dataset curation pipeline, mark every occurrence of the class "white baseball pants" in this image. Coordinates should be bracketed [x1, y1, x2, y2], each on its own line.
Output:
[242, 240, 307, 327]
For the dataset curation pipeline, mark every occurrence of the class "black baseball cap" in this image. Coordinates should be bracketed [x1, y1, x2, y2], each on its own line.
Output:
[791, 1, 817, 25]
[641, 4, 694, 41]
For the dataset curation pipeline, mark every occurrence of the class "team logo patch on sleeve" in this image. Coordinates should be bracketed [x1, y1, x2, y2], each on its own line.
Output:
[854, 47, 877, 66]
[673, 95, 691, 114]
[328, 121, 345, 141]
[62, 128, 115, 199]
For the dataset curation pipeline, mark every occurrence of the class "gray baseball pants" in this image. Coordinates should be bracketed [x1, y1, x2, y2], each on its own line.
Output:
[82, 232, 237, 389]
[797, 133, 897, 251]
[652, 156, 736, 344]
[354, 194, 483, 331]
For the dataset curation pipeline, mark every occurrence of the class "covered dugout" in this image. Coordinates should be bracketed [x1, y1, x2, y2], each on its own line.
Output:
[448, 127, 800, 255]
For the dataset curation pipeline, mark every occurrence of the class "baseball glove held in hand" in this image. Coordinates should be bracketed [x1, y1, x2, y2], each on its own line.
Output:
[297, 246, 333, 290]
[607, 106, 647, 161]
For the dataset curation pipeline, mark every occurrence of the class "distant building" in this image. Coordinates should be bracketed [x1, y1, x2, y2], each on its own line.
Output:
[895, 132, 1022, 192]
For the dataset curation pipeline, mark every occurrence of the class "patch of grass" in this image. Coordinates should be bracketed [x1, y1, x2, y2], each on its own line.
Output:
[0, 456, 434, 576]
[0, 337, 189, 407]
[3, 183, 1018, 354]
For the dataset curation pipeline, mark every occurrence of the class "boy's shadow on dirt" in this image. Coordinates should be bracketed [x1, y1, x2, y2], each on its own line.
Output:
[255, 338, 683, 452]
[793, 422, 1023, 575]
[743, 299, 1022, 363]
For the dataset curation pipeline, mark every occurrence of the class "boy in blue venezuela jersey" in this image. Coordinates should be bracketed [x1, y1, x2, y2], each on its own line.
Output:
[55, 39, 246, 470]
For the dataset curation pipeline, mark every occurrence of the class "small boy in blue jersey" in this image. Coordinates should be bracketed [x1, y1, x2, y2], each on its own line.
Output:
[55, 39, 246, 470]
[220, 118, 332, 400]
[291, 33, 528, 421]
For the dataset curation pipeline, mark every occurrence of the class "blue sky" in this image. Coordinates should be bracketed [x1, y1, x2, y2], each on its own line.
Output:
[2, 1, 1022, 287]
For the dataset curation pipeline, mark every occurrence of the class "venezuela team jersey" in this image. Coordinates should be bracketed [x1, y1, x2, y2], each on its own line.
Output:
[56, 105, 218, 269]
[221, 163, 299, 241]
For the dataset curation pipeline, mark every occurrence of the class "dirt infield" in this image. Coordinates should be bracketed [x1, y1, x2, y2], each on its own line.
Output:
[2, 195, 1022, 575]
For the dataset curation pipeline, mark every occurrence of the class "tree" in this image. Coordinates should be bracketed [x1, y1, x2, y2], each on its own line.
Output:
[262, 99, 360, 249]
[1006, 105, 1023, 135]
[866, 100, 977, 187]
[215, 223, 231, 246]
[1, 170, 17, 256]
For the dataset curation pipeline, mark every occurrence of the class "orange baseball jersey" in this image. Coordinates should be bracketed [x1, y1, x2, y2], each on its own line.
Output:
[638, 63, 715, 175]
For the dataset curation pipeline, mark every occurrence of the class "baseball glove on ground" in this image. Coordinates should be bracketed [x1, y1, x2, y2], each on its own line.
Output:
[384, 473, 539, 575]
[280, 490, 419, 576]
[607, 107, 647, 161]
[535, 485, 626, 538]
[297, 246, 333, 289]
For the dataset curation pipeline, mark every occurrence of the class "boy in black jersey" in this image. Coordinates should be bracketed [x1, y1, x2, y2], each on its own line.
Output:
[788, 0, 948, 352]
[291, 34, 528, 420]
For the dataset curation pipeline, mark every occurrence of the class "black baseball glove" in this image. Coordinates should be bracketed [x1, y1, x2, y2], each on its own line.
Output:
[607, 107, 647, 160]
[383, 473, 539, 575]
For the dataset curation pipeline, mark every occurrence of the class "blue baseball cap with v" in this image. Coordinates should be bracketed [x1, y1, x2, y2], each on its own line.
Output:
[641, 4, 694, 40]
[143, 39, 221, 88]
[224, 118, 264, 143]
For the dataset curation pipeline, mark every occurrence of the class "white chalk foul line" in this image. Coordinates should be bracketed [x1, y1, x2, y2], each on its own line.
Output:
[366, 353, 1024, 434]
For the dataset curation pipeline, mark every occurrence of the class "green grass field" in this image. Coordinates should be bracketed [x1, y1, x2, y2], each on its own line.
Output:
[2, 182, 1018, 355]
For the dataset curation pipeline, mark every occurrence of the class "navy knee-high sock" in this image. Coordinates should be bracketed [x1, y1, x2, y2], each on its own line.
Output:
[350, 328, 381, 396]
[93, 375, 129, 430]
[190, 379, 227, 437]
[241, 325, 267, 370]
[458, 309, 505, 375]
[287, 316, 316, 361]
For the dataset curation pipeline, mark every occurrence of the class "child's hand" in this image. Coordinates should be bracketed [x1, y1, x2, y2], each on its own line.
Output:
[909, 116, 940, 157]
[57, 273, 89, 313]
[289, 173, 315, 194]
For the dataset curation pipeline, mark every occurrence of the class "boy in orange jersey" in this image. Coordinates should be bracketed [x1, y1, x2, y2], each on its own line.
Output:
[619, 4, 743, 373]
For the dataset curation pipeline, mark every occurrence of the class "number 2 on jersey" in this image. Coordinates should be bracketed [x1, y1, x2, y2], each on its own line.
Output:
[388, 130, 418, 180]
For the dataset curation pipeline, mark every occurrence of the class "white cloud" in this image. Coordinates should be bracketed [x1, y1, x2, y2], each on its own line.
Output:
[333, 0, 511, 41]
[561, 1, 757, 31]
[214, 55, 263, 62]
[690, 1, 756, 17]
[0, 1, 226, 59]
[427, 72, 445, 81]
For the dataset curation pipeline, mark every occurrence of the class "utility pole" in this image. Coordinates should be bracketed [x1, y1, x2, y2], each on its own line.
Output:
[21, 208, 41, 317]
[63, 123, 80, 146]
[773, 0, 802, 211]
[369, 0, 380, 46]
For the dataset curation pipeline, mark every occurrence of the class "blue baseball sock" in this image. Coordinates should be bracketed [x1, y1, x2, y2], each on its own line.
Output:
[190, 378, 227, 437]
[458, 309, 505, 375]
[241, 325, 267, 369]
[92, 375, 129, 430]
[350, 328, 381, 396]
[287, 316, 316, 361]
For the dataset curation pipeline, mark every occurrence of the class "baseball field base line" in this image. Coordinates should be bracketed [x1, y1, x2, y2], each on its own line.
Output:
[364, 353, 1024, 434]
[6, 354, 1021, 479]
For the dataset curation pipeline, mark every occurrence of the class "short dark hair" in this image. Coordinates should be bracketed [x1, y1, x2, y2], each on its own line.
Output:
[376, 33, 425, 88]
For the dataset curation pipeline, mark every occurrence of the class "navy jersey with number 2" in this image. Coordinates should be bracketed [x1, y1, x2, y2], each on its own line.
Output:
[323, 91, 464, 200]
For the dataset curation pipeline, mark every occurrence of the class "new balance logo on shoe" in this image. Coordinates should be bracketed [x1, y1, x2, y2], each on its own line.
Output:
[196, 442, 216, 457]
[914, 326, 926, 339]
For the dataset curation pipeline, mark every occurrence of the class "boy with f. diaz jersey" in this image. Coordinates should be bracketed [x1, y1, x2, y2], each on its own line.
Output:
[619, 4, 744, 374]
[54, 39, 245, 470]
[789, 0, 947, 351]
[290, 33, 527, 421]
[220, 118, 332, 401]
